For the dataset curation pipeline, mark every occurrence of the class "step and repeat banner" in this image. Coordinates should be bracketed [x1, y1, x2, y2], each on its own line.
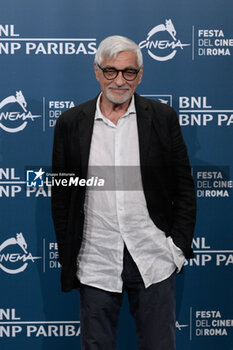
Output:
[0, 1, 232, 349]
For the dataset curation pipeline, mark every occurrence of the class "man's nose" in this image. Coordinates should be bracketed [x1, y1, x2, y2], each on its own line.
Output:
[114, 71, 125, 85]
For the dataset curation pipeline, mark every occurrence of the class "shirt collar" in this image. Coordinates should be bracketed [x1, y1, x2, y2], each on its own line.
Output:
[95, 93, 136, 121]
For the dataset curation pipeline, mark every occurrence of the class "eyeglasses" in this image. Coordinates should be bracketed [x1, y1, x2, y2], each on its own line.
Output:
[97, 64, 140, 81]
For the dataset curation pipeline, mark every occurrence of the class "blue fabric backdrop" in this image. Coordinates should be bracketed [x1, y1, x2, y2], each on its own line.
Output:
[0, 1, 232, 349]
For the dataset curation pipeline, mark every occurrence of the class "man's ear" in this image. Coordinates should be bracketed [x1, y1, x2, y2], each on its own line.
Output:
[138, 65, 143, 85]
[94, 62, 100, 82]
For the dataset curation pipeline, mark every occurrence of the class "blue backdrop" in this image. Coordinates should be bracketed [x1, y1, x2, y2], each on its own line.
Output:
[0, 1, 233, 349]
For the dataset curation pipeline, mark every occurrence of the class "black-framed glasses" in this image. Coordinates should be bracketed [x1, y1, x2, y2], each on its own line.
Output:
[97, 64, 140, 81]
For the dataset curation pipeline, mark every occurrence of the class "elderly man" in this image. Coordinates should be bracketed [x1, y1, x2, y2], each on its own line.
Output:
[52, 35, 196, 350]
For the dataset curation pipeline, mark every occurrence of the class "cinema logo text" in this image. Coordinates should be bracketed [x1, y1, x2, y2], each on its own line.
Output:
[198, 29, 233, 56]
[0, 233, 41, 274]
[48, 100, 75, 128]
[177, 308, 233, 340]
[139, 19, 190, 61]
[192, 167, 232, 198]
[195, 310, 233, 336]
[0, 91, 41, 132]
[0, 309, 80, 337]
[0, 24, 96, 55]
[47, 242, 61, 270]
[179, 96, 233, 127]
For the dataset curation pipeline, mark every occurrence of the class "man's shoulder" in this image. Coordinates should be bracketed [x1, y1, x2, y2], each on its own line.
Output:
[57, 95, 98, 125]
[135, 93, 177, 121]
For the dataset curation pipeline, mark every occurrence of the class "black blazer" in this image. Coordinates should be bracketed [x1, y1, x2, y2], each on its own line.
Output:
[52, 93, 196, 292]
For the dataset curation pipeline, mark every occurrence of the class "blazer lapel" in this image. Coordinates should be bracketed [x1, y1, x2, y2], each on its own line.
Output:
[78, 96, 97, 179]
[135, 93, 152, 166]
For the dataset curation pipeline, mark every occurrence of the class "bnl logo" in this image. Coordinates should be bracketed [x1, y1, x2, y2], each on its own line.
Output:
[26, 168, 45, 187]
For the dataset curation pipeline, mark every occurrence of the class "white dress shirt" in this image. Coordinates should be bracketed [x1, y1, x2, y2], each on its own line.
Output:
[77, 94, 185, 292]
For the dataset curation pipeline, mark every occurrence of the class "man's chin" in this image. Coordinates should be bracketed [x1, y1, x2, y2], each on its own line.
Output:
[106, 91, 132, 105]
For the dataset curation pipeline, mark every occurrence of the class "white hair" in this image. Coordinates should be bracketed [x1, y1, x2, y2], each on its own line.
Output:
[95, 35, 143, 68]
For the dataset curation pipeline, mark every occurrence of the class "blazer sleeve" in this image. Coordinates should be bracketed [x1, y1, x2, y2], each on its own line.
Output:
[51, 115, 71, 264]
[169, 108, 196, 258]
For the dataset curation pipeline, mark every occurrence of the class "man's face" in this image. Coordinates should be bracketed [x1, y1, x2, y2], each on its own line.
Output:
[94, 51, 143, 105]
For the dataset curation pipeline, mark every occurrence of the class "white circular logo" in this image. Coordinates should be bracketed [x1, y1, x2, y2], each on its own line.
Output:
[139, 19, 190, 61]
[0, 91, 41, 133]
[0, 233, 41, 274]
